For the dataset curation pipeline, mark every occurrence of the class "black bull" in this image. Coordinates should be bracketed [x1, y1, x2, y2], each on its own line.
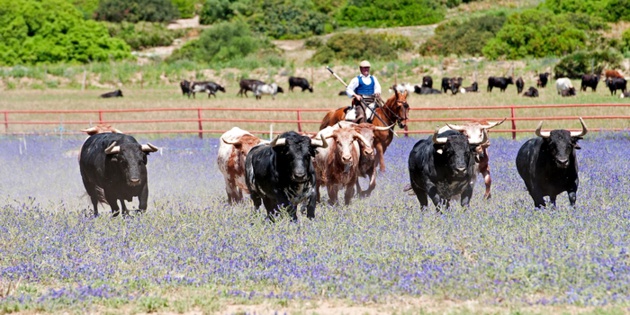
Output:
[515, 118, 588, 208]
[407, 129, 483, 210]
[79, 133, 158, 217]
[245, 131, 326, 221]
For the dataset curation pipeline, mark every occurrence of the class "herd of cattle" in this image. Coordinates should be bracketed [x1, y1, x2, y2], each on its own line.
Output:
[177, 77, 313, 100]
[77, 107, 589, 220]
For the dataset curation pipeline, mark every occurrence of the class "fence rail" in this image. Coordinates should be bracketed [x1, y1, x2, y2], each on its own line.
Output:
[2, 103, 629, 139]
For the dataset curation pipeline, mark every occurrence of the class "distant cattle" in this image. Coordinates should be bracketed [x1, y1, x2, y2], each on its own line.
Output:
[555, 78, 574, 95]
[487, 76, 514, 92]
[522, 86, 539, 97]
[390, 83, 414, 94]
[288, 76, 313, 92]
[100, 89, 123, 98]
[441, 77, 452, 94]
[516, 77, 524, 94]
[605, 69, 624, 79]
[422, 76, 433, 89]
[217, 127, 267, 204]
[180, 80, 191, 97]
[537, 72, 550, 88]
[580, 74, 599, 92]
[449, 77, 463, 94]
[414, 85, 442, 95]
[338, 90, 347, 96]
[314, 125, 371, 205]
[407, 129, 482, 210]
[605, 77, 627, 95]
[441, 119, 505, 199]
[254, 83, 284, 100]
[190, 81, 226, 98]
[561, 87, 576, 97]
[237, 79, 265, 97]
[516, 118, 588, 208]
[79, 133, 158, 217]
[619, 91, 630, 98]
[245, 131, 326, 221]
[459, 82, 479, 94]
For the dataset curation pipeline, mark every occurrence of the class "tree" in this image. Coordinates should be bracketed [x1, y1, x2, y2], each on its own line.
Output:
[95, 0, 179, 23]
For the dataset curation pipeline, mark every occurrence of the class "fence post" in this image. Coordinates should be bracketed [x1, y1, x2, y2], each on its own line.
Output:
[404, 125, 408, 137]
[4, 112, 8, 133]
[99, 110, 103, 125]
[296, 110, 302, 133]
[197, 108, 203, 139]
[510, 105, 516, 140]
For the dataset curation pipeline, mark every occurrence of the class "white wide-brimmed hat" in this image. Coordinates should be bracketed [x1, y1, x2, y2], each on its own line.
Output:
[359, 60, 371, 67]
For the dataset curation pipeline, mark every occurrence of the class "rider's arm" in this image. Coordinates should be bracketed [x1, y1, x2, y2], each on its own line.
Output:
[373, 76, 382, 96]
[346, 77, 359, 98]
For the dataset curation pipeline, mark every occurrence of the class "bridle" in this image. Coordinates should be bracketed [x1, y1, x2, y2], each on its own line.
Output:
[380, 95, 409, 129]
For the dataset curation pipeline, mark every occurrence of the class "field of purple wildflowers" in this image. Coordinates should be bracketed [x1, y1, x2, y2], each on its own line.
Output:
[0, 132, 629, 314]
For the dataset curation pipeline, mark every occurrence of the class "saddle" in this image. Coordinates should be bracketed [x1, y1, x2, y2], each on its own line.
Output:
[345, 98, 378, 123]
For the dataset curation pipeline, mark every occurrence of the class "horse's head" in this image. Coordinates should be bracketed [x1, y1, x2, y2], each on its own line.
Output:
[387, 89, 409, 129]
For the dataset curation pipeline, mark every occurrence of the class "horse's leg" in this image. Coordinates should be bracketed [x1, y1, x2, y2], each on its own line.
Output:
[375, 141, 386, 172]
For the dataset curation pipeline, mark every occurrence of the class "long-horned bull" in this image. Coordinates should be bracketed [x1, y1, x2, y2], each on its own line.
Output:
[407, 128, 483, 210]
[79, 133, 159, 217]
[516, 118, 588, 208]
[442, 119, 505, 199]
[245, 131, 326, 221]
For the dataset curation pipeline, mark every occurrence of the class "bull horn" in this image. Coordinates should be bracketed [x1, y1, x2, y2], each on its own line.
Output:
[535, 121, 551, 138]
[374, 123, 395, 131]
[310, 134, 328, 148]
[270, 135, 285, 147]
[221, 136, 240, 145]
[570, 117, 588, 137]
[353, 132, 372, 148]
[432, 127, 448, 144]
[104, 142, 120, 154]
[479, 129, 489, 146]
[445, 123, 466, 131]
[142, 143, 159, 152]
[82, 126, 98, 135]
[483, 118, 507, 129]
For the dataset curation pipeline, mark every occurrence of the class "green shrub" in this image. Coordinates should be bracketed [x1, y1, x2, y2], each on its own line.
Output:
[540, 0, 630, 22]
[168, 21, 269, 65]
[482, 10, 607, 60]
[419, 11, 506, 57]
[95, 0, 179, 23]
[172, 0, 202, 18]
[247, 0, 331, 39]
[106, 22, 186, 50]
[622, 28, 630, 54]
[70, 0, 100, 19]
[309, 32, 410, 65]
[553, 49, 623, 79]
[0, 0, 131, 65]
[199, 0, 236, 24]
[335, 0, 445, 28]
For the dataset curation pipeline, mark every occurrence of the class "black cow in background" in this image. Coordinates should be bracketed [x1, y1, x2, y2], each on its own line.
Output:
[449, 77, 463, 94]
[441, 77, 451, 94]
[79, 133, 159, 217]
[605, 77, 627, 95]
[245, 131, 327, 221]
[414, 85, 442, 94]
[100, 89, 123, 98]
[515, 118, 587, 208]
[422, 75, 433, 89]
[459, 82, 478, 93]
[487, 76, 514, 92]
[238, 79, 265, 97]
[190, 81, 226, 98]
[537, 72, 550, 88]
[288, 76, 313, 92]
[180, 80, 191, 97]
[407, 129, 482, 210]
[522, 86, 539, 97]
[561, 87, 577, 97]
[580, 74, 599, 92]
[516, 77, 524, 94]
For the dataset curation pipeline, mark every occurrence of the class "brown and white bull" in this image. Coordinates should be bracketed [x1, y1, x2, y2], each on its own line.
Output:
[314, 125, 372, 205]
[217, 127, 267, 204]
[441, 118, 506, 199]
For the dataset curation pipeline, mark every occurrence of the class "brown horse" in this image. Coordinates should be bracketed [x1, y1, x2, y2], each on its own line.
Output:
[320, 90, 410, 172]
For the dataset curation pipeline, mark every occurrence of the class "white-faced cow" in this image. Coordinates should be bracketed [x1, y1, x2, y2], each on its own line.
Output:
[422, 75, 433, 89]
[314, 125, 371, 205]
[254, 83, 284, 100]
[605, 77, 627, 95]
[79, 133, 158, 217]
[217, 127, 267, 204]
[516, 118, 588, 208]
[516, 77, 524, 94]
[100, 89, 123, 98]
[537, 72, 550, 88]
[245, 131, 326, 221]
[487, 76, 514, 92]
[237, 79, 265, 97]
[522, 86, 539, 97]
[556, 78, 574, 95]
[407, 128, 483, 210]
[190, 81, 226, 98]
[288, 76, 313, 92]
[441, 118, 505, 199]
[580, 74, 599, 92]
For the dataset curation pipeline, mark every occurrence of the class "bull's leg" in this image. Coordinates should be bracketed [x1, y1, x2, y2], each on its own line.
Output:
[549, 194, 558, 208]
[376, 143, 386, 172]
[427, 186, 443, 210]
[327, 185, 339, 206]
[343, 184, 355, 206]
[410, 183, 429, 208]
[262, 198, 278, 220]
[106, 196, 121, 217]
[225, 178, 241, 204]
[480, 168, 492, 199]
[567, 190, 577, 207]
[83, 181, 100, 217]
[460, 184, 473, 207]
[138, 185, 149, 214]
[529, 189, 546, 209]
[250, 192, 262, 210]
[306, 194, 316, 219]
[120, 200, 129, 216]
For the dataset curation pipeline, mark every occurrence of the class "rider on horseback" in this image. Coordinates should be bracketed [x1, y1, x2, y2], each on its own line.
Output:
[345, 60, 382, 123]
